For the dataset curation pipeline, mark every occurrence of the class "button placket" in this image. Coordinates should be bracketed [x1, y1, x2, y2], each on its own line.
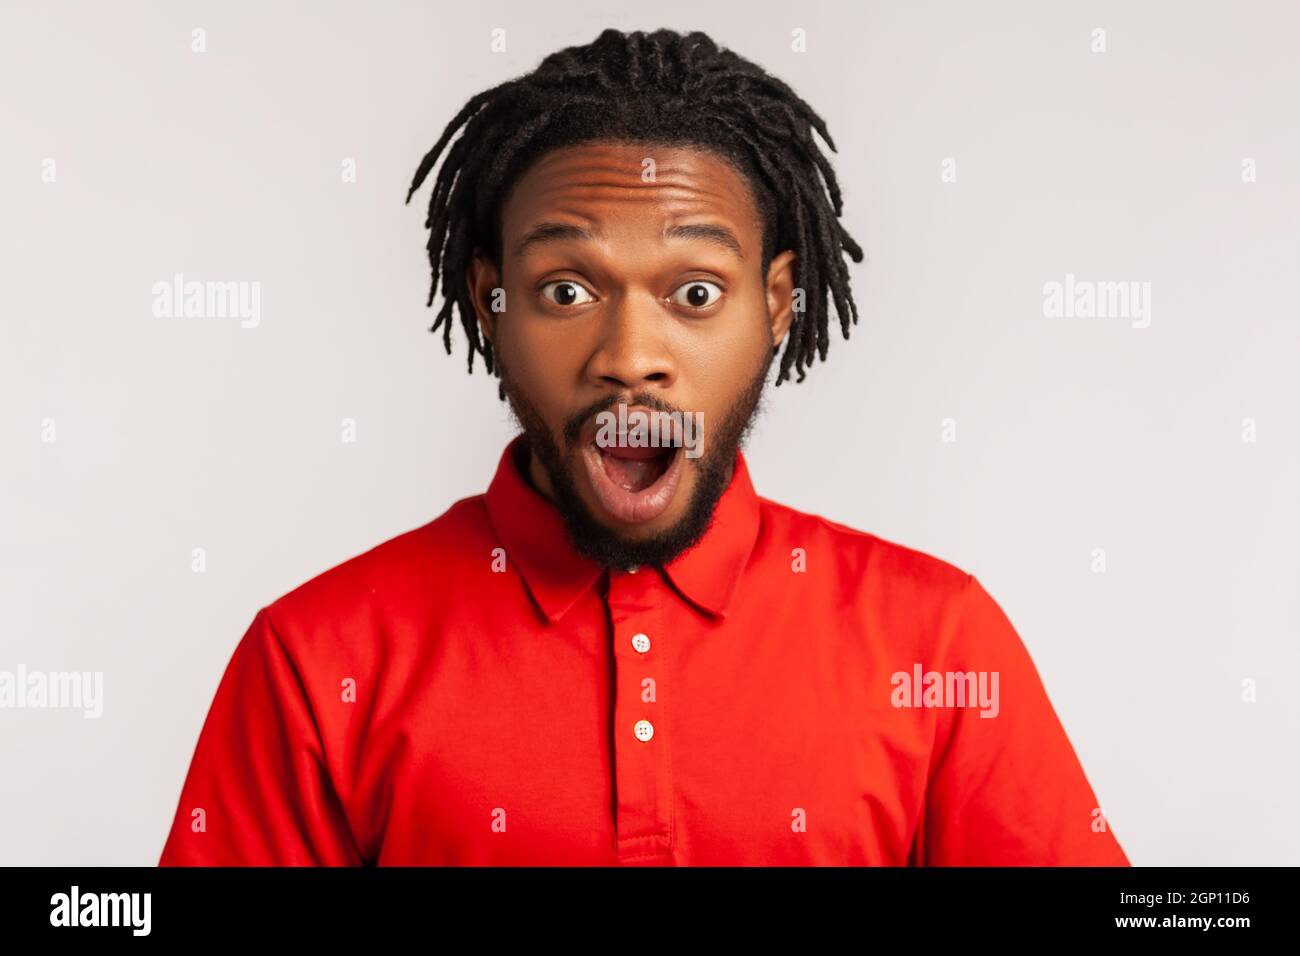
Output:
[606, 566, 673, 860]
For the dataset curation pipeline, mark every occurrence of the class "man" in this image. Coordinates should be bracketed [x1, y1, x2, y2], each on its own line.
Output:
[159, 28, 1129, 866]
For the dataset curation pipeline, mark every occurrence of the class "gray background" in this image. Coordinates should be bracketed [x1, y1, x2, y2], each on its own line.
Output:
[2, 0, 1297, 865]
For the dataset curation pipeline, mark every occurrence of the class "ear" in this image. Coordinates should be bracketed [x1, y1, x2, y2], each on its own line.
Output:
[764, 249, 798, 349]
[466, 249, 502, 344]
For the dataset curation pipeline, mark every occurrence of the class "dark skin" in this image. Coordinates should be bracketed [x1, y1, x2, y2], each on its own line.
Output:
[468, 141, 798, 544]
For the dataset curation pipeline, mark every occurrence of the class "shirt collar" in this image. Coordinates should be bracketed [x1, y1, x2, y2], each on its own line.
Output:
[482, 434, 761, 624]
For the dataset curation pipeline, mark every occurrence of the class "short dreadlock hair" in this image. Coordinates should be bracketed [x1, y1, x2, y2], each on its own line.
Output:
[405, 27, 863, 389]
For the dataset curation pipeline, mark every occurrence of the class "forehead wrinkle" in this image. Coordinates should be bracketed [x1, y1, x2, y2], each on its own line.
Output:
[523, 149, 745, 208]
[506, 148, 762, 260]
[512, 214, 747, 264]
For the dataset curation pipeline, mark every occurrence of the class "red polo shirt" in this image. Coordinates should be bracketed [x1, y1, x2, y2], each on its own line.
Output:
[159, 436, 1130, 866]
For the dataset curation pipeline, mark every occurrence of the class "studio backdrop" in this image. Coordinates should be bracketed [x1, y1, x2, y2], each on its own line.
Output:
[2, 0, 1297, 865]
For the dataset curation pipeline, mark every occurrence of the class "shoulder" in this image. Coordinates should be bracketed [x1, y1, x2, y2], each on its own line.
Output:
[759, 496, 1019, 671]
[261, 494, 492, 635]
[753, 495, 982, 655]
[756, 495, 972, 596]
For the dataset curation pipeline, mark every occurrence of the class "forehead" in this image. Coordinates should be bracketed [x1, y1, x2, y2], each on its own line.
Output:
[498, 141, 764, 259]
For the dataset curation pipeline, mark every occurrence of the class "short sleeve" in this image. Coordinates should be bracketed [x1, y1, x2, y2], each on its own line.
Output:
[917, 576, 1130, 865]
[158, 608, 364, 865]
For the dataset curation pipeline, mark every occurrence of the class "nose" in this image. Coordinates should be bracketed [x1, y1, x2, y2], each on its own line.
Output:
[583, 294, 677, 391]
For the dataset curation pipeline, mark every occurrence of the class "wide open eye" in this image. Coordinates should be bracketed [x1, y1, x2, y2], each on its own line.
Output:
[539, 280, 596, 307]
[670, 280, 723, 309]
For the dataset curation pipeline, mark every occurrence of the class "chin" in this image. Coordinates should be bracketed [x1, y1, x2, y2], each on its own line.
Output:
[590, 503, 691, 543]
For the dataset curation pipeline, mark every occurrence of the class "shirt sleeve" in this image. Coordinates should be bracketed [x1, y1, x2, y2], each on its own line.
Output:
[916, 575, 1130, 866]
[158, 607, 364, 866]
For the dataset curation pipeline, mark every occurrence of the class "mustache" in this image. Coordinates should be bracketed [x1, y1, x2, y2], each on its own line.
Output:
[561, 392, 684, 447]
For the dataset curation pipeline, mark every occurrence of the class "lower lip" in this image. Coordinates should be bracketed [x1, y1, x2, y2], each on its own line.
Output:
[580, 443, 685, 524]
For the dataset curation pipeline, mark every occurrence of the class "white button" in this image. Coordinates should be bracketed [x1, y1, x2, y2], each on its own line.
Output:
[631, 632, 651, 654]
[634, 719, 654, 742]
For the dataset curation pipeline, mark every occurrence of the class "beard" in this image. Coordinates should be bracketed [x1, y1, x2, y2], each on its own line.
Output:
[497, 349, 773, 571]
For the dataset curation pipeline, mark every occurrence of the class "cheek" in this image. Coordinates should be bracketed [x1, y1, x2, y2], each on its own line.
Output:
[678, 295, 771, 386]
[497, 319, 580, 423]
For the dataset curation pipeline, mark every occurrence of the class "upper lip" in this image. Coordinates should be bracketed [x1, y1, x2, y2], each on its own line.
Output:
[582, 404, 665, 448]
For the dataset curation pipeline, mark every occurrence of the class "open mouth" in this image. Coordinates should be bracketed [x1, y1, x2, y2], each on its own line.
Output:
[580, 438, 685, 525]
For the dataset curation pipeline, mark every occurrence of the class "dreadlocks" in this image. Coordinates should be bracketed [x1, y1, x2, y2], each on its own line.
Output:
[405, 27, 863, 388]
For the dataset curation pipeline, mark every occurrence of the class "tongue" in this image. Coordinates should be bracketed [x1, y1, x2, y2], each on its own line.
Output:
[601, 449, 667, 491]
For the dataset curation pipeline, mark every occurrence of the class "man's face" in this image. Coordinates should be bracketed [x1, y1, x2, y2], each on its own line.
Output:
[468, 140, 797, 569]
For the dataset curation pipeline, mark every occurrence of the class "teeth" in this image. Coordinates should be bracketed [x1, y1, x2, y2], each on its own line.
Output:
[593, 434, 684, 452]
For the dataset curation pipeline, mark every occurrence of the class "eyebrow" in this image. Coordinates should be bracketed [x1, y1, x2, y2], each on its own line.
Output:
[510, 220, 746, 261]
[664, 223, 745, 261]
[511, 221, 597, 258]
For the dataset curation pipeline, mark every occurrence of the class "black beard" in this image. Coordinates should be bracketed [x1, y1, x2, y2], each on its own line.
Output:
[497, 351, 773, 571]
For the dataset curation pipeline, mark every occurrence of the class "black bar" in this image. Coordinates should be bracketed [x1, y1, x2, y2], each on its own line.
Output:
[0, 866, 1284, 941]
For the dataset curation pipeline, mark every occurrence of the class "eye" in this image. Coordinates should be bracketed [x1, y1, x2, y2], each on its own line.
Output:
[670, 280, 723, 309]
[539, 280, 596, 307]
